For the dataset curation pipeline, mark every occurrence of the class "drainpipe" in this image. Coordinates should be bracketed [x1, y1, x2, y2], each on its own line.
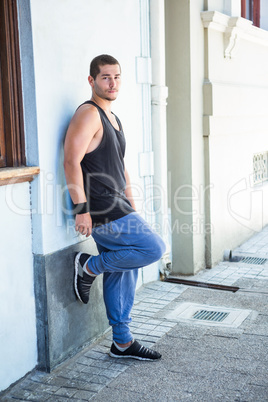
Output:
[150, 0, 172, 276]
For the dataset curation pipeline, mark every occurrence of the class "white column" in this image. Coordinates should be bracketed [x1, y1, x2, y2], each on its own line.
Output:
[150, 0, 171, 275]
[138, 0, 154, 225]
[137, 0, 161, 283]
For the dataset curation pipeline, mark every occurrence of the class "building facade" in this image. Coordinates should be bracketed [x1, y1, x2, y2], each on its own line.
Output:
[1, 0, 268, 392]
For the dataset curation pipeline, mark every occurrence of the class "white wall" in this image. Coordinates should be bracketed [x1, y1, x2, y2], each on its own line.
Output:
[206, 0, 241, 16]
[260, 0, 268, 30]
[30, 0, 145, 256]
[0, 183, 37, 391]
[202, 11, 268, 266]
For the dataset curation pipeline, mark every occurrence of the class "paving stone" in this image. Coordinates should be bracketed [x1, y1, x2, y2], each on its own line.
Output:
[86, 360, 112, 370]
[138, 323, 157, 330]
[153, 325, 173, 333]
[63, 378, 105, 393]
[84, 351, 110, 360]
[131, 316, 149, 323]
[132, 333, 144, 341]
[5, 388, 33, 400]
[143, 307, 160, 312]
[131, 309, 143, 315]
[151, 299, 170, 305]
[109, 358, 133, 366]
[63, 362, 88, 373]
[20, 380, 42, 392]
[81, 365, 104, 375]
[75, 356, 96, 366]
[88, 375, 112, 385]
[128, 321, 141, 328]
[63, 378, 92, 389]
[93, 345, 110, 354]
[46, 397, 71, 402]
[108, 363, 130, 372]
[138, 311, 155, 317]
[24, 391, 52, 401]
[133, 328, 151, 336]
[146, 318, 164, 325]
[142, 335, 160, 343]
[55, 387, 77, 397]
[168, 286, 186, 293]
[148, 330, 166, 337]
[44, 376, 68, 387]
[32, 383, 61, 394]
[139, 297, 161, 303]
[58, 370, 86, 380]
[159, 320, 177, 327]
[84, 383, 105, 393]
[101, 369, 122, 378]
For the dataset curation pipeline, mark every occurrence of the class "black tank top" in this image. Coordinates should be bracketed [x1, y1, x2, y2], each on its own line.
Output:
[79, 101, 134, 226]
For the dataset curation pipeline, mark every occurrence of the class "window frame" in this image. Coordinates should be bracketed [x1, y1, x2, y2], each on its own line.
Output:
[0, 0, 26, 168]
[241, 0, 260, 28]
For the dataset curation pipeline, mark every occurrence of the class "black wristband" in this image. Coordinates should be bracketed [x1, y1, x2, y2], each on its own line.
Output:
[74, 202, 89, 215]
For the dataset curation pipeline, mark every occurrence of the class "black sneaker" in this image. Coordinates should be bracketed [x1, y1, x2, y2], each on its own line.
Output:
[74, 252, 96, 304]
[109, 340, 161, 361]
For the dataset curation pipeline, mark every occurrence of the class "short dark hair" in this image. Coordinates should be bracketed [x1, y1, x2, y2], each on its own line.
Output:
[89, 54, 121, 79]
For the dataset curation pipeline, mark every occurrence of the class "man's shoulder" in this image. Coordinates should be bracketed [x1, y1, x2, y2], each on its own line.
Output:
[74, 102, 101, 126]
[76, 102, 100, 116]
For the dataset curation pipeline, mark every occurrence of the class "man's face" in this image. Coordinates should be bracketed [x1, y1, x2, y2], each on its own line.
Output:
[90, 64, 121, 101]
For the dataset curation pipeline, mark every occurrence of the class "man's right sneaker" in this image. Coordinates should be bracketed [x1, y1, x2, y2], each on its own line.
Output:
[74, 252, 96, 304]
[109, 340, 162, 361]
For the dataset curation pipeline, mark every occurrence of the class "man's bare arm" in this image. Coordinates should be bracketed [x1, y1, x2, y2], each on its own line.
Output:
[125, 168, 136, 211]
[64, 106, 101, 237]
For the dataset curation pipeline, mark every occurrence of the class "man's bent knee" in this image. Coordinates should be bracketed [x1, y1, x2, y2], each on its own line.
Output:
[147, 234, 166, 264]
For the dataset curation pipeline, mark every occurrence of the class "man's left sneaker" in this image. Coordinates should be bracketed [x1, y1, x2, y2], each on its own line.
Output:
[109, 340, 162, 361]
[74, 252, 96, 304]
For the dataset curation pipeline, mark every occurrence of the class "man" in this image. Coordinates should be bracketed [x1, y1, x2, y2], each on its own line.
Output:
[64, 54, 165, 360]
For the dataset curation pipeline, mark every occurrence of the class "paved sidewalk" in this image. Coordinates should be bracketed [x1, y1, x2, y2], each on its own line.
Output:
[173, 226, 268, 287]
[1, 282, 184, 401]
[1, 228, 268, 401]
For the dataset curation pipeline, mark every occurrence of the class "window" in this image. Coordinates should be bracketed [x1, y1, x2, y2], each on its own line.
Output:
[0, 0, 25, 168]
[241, 0, 260, 27]
[253, 151, 268, 185]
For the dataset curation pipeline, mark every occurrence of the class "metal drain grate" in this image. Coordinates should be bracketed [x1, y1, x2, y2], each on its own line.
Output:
[165, 303, 252, 328]
[240, 257, 267, 265]
[192, 310, 229, 322]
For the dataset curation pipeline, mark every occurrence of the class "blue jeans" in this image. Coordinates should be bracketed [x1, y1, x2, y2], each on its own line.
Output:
[88, 212, 166, 344]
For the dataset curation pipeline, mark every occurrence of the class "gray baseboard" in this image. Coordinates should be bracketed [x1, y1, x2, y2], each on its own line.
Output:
[34, 240, 109, 372]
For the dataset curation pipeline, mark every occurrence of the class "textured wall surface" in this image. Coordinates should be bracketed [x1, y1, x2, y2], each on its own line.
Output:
[34, 238, 108, 371]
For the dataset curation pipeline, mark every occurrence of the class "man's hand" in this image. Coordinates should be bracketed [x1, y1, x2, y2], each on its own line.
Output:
[75, 212, 92, 237]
